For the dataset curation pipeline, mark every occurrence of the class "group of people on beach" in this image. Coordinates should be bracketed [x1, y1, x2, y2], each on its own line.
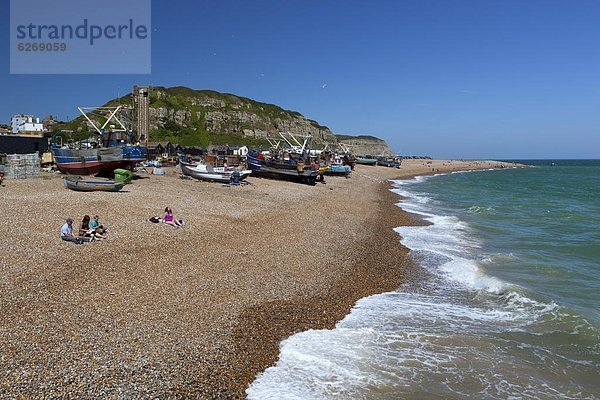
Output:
[60, 207, 185, 244]
[60, 215, 107, 244]
[60, 207, 184, 244]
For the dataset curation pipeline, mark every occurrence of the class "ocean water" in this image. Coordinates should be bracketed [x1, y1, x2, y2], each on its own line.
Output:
[247, 160, 600, 400]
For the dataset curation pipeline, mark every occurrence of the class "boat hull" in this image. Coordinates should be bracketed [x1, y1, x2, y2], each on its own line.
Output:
[325, 164, 352, 176]
[52, 146, 147, 176]
[354, 157, 378, 165]
[180, 163, 251, 183]
[247, 155, 318, 185]
[64, 176, 125, 192]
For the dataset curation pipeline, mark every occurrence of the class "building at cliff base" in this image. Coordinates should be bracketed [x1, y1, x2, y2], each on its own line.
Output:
[11, 114, 44, 135]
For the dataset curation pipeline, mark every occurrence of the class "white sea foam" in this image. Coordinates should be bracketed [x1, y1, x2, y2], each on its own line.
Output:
[390, 179, 572, 325]
[481, 253, 517, 264]
[391, 179, 513, 296]
[247, 290, 577, 400]
[467, 205, 496, 214]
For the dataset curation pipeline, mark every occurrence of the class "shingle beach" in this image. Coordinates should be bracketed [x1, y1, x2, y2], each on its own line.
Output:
[0, 159, 518, 398]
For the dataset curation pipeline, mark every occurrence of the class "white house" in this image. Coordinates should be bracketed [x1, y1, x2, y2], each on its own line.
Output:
[233, 146, 249, 156]
[11, 114, 44, 134]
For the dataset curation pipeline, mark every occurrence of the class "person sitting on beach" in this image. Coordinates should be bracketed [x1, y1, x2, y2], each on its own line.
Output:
[163, 207, 184, 228]
[60, 217, 85, 244]
[79, 215, 105, 241]
[90, 215, 108, 235]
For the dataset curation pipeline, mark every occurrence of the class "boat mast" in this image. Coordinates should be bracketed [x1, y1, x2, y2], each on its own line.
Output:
[278, 132, 312, 154]
[338, 142, 352, 155]
[266, 137, 282, 150]
[78, 105, 132, 147]
[78, 106, 129, 135]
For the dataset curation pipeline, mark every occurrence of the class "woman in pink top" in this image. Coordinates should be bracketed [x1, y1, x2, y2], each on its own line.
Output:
[163, 207, 183, 228]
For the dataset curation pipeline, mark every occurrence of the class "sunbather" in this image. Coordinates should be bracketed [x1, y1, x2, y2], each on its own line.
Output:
[163, 207, 184, 228]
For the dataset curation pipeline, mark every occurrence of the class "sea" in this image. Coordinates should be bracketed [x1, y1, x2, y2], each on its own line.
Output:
[247, 160, 600, 400]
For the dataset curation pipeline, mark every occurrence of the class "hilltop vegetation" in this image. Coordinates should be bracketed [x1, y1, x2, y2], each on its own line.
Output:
[53, 86, 393, 154]
[335, 134, 385, 142]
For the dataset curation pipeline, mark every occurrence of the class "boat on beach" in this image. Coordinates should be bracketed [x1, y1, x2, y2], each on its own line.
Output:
[247, 153, 318, 185]
[63, 175, 125, 192]
[180, 162, 252, 183]
[245, 133, 320, 184]
[325, 155, 352, 176]
[52, 144, 147, 176]
[376, 156, 401, 168]
[354, 156, 378, 166]
[51, 106, 147, 176]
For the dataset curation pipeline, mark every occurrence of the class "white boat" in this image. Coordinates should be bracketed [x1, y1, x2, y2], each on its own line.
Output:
[180, 162, 252, 183]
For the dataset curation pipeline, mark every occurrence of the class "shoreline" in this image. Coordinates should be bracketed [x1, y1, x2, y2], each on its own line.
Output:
[231, 161, 525, 398]
[0, 159, 523, 398]
[222, 182, 426, 398]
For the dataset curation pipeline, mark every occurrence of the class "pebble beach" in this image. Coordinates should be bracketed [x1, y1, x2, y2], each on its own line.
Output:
[0, 159, 517, 398]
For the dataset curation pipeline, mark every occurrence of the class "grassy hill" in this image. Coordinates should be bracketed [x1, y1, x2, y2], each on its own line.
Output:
[53, 86, 391, 152]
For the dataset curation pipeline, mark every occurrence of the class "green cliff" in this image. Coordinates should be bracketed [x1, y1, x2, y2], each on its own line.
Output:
[57, 86, 394, 154]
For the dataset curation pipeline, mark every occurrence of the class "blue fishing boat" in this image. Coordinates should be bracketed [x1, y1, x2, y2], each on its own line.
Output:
[52, 132, 147, 176]
[325, 155, 352, 176]
[51, 106, 147, 176]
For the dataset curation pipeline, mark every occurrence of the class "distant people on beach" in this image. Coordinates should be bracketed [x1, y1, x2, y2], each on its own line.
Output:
[163, 207, 184, 228]
[60, 217, 85, 244]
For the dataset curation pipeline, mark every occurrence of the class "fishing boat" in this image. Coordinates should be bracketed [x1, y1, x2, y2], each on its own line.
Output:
[63, 175, 125, 192]
[51, 105, 147, 176]
[376, 156, 401, 168]
[354, 156, 378, 166]
[180, 162, 252, 183]
[247, 153, 318, 185]
[51, 144, 146, 176]
[326, 156, 352, 176]
[247, 133, 320, 184]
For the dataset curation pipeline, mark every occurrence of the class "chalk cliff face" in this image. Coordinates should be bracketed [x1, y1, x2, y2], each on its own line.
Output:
[61, 86, 395, 154]
[335, 135, 395, 156]
[146, 87, 339, 146]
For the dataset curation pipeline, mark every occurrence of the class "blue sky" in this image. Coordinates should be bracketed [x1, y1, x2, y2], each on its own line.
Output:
[1, 0, 599, 159]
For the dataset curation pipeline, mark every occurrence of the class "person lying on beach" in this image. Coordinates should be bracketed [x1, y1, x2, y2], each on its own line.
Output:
[163, 207, 184, 228]
[79, 215, 105, 241]
[60, 217, 86, 244]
